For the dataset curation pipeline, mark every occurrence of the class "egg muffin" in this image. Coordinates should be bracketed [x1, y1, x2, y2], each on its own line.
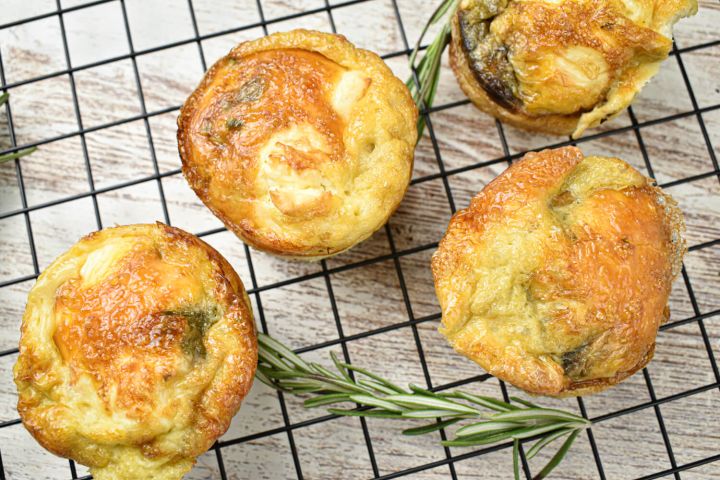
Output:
[432, 147, 685, 396]
[14, 223, 257, 480]
[178, 30, 418, 260]
[450, 0, 697, 138]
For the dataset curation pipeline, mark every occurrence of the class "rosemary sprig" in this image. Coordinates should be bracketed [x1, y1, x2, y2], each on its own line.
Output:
[257, 333, 590, 480]
[0, 93, 37, 164]
[406, 0, 459, 139]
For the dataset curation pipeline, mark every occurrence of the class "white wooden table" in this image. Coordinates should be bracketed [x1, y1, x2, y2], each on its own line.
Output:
[0, 1, 718, 479]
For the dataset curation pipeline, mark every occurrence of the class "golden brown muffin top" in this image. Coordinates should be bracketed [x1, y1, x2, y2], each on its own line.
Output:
[178, 30, 417, 259]
[14, 224, 257, 480]
[456, 0, 697, 136]
[432, 147, 685, 396]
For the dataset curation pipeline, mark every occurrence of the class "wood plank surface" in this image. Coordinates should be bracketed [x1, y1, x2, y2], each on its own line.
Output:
[0, 0, 718, 479]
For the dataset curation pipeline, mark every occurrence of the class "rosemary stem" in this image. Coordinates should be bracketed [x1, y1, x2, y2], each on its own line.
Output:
[257, 332, 589, 479]
[406, 0, 459, 139]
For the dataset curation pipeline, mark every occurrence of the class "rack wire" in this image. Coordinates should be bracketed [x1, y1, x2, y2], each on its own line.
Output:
[0, 0, 718, 479]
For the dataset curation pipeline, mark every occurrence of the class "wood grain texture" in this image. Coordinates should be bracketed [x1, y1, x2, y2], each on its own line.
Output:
[0, 0, 718, 479]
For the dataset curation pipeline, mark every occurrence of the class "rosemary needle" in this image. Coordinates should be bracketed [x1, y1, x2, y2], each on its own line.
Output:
[0, 93, 37, 164]
[406, 0, 459, 139]
[257, 332, 590, 479]
[0, 146, 37, 164]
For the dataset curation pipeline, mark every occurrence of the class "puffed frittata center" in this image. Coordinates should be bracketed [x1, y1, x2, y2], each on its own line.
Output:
[189, 48, 370, 221]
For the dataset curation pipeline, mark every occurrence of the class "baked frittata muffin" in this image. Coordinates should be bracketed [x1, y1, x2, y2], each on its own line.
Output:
[178, 30, 418, 260]
[450, 0, 697, 137]
[432, 147, 685, 396]
[14, 223, 257, 480]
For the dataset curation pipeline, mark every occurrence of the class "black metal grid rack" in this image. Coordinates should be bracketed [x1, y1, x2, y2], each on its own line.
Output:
[0, 0, 718, 479]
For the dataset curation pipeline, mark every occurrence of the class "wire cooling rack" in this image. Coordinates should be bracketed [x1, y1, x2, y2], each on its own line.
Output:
[0, 0, 718, 479]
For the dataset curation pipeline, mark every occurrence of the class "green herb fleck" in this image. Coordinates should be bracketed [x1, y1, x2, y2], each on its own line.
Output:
[163, 306, 219, 359]
[235, 76, 265, 103]
[199, 120, 225, 145]
[226, 118, 244, 130]
[200, 119, 213, 133]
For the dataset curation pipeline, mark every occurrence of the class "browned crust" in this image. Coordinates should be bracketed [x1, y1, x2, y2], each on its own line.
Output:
[177, 30, 417, 260]
[555, 343, 655, 397]
[14, 223, 257, 474]
[449, 12, 580, 136]
[432, 147, 686, 397]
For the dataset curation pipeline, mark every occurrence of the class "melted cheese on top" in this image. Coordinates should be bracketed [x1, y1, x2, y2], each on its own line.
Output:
[14, 224, 256, 480]
[432, 147, 686, 396]
[458, 0, 697, 136]
[178, 31, 417, 259]
[201, 49, 350, 224]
